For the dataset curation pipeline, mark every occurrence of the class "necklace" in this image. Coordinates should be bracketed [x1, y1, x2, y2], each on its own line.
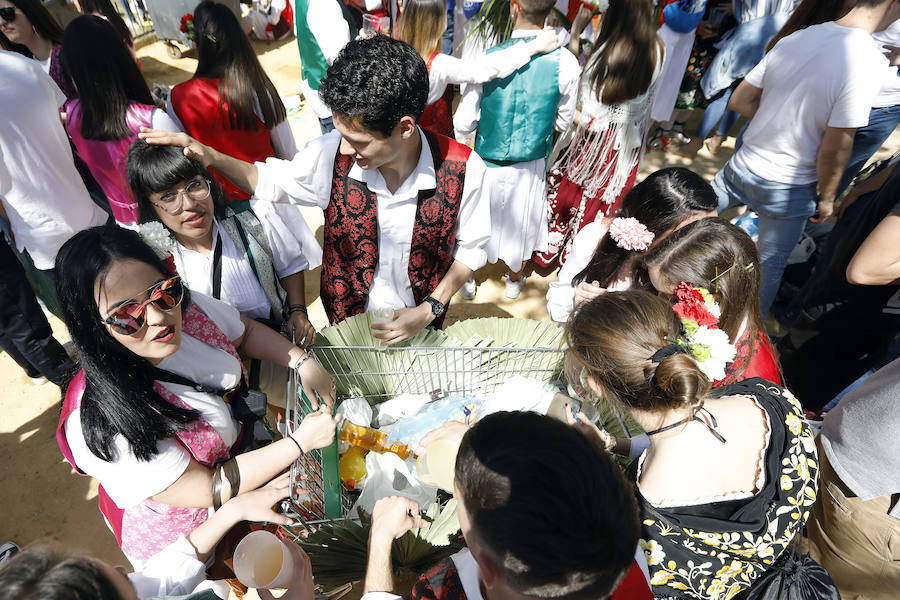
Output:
[645, 402, 727, 444]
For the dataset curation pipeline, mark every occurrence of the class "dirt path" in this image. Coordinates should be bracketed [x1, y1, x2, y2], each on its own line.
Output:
[2, 35, 897, 592]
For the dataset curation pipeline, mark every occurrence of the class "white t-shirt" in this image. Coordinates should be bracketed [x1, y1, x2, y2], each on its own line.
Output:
[873, 21, 900, 108]
[0, 51, 108, 269]
[65, 293, 245, 509]
[735, 22, 886, 185]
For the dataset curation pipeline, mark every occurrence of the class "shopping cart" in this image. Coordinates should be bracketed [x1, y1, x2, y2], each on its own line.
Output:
[279, 344, 565, 529]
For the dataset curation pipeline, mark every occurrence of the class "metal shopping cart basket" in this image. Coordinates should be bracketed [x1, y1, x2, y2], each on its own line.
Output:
[279, 342, 566, 529]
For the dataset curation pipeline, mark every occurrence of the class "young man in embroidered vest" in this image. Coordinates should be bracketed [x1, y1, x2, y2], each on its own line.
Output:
[140, 35, 492, 346]
[294, 0, 357, 134]
[359, 412, 654, 600]
[453, 0, 579, 299]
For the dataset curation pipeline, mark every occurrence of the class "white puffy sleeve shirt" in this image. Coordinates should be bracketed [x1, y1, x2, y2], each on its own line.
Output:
[254, 128, 491, 310]
[64, 293, 245, 508]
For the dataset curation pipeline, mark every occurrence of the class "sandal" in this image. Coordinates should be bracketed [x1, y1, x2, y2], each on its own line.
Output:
[0, 542, 20, 567]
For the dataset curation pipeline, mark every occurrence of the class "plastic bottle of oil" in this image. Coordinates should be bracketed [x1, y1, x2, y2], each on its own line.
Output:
[338, 421, 412, 460]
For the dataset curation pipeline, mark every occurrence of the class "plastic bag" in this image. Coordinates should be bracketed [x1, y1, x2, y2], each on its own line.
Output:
[373, 393, 431, 428]
[381, 394, 481, 450]
[353, 451, 437, 514]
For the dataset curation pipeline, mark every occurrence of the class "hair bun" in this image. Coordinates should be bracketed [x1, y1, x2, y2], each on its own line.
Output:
[652, 352, 710, 408]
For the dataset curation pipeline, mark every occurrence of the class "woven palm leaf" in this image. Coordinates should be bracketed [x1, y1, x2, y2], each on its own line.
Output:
[312, 313, 451, 404]
[469, 0, 513, 45]
[293, 500, 463, 589]
[443, 318, 565, 391]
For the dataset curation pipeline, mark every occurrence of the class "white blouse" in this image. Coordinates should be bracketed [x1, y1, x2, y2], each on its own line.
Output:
[546, 219, 632, 324]
[426, 42, 535, 106]
[174, 200, 320, 319]
[65, 293, 245, 508]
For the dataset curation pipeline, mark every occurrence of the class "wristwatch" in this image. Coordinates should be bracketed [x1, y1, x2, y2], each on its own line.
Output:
[423, 296, 446, 317]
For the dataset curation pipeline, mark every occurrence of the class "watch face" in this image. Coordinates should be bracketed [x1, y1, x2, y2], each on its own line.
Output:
[427, 297, 445, 316]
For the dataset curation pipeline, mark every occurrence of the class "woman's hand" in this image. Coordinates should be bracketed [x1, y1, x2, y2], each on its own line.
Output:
[573, 280, 606, 309]
[257, 543, 315, 600]
[296, 354, 335, 408]
[224, 472, 293, 525]
[526, 26, 561, 56]
[287, 312, 316, 349]
[292, 405, 341, 452]
[565, 406, 615, 452]
[571, 6, 592, 37]
[138, 127, 215, 168]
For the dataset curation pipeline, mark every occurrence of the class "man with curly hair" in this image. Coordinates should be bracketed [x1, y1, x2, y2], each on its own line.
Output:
[141, 35, 491, 343]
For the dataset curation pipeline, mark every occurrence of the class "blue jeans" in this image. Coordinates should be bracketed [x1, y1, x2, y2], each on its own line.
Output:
[837, 103, 900, 196]
[319, 116, 335, 134]
[696, 86, 740, 140]
[713, 157, 818, 316]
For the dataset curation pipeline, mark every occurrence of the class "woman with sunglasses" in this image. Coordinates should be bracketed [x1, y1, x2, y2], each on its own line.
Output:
[128, 140, 320, 404]
[61, 16, 182, 225]
[0, 0, 74, 98]
[54, 225, 337, 567]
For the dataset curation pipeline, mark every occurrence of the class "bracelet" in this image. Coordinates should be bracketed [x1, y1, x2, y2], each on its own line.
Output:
[290, 352, 312, 371]
[288, 304, 308, 315]
[221, 458, 241, 501]
[287, 434, 304, 455]
[212, 466, 225, 511]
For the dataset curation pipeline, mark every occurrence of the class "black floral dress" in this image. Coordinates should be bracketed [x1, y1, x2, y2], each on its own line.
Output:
[632, 379, 819, 599]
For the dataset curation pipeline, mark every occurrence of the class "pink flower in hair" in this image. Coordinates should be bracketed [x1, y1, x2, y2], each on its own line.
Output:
[608, 217, 655, 251]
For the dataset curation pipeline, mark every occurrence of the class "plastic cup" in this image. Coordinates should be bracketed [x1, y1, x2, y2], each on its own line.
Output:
[232, 531, 293, 590]
[370, 307, 396, 348]
[416, 428, 465, 492]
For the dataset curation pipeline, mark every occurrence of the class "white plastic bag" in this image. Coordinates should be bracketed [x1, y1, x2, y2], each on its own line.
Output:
[353, 451, 437, 515]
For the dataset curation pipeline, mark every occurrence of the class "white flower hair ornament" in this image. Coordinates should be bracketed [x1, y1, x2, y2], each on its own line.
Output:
[138, 222, 178, 274]
[652, 282, 737, 382]
[609, 217, 655, 251]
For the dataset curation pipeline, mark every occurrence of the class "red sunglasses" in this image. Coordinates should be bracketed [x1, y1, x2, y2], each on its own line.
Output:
[102, 277, 184, 335]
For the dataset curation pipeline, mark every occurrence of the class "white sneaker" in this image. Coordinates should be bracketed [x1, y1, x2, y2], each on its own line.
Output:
[459, 278, 477, 300]
[505, 274, 526, 299]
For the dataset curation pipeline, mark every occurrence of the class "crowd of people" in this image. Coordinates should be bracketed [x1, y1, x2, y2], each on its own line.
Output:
[1, 0, 899, 598]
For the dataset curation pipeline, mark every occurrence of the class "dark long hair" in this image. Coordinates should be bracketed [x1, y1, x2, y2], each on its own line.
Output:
[192, 1, 287, 131]
[643, 217, 771, 381]
[587, 0, 662, 105]
[77, 0, 133, 47]
[8, 0, 64, 45]
[574, 167, 719, 288]
[765, 0, 851, 52]
[61, 15, 154, 141]
[55, 225, 199, 462]
[127, 140, 228, 225]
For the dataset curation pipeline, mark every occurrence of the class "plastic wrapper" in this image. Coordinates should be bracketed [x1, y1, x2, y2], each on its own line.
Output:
[381, 394, 482, 450]
[352, 451, 437, 514]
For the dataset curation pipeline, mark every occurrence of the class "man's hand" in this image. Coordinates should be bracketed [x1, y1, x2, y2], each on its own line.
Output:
[810, 197, 834, 224]
[364, 496, 429, 594]
[370, 304, 434, 346]
[371, 496, 429, 543]
[287, 312, 316, 349]
[138, 128, 215, 168]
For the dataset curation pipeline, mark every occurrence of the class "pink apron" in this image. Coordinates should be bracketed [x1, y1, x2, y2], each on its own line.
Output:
[57, 303, 247, 561]
[64, 100, 155, 224]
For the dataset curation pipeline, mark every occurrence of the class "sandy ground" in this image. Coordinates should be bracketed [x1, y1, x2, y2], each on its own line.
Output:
[2, 34, 898, 594]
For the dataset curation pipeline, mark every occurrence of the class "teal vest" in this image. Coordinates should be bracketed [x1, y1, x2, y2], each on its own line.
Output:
[294, 0, 357, 90]
[475, 37, 562, 166]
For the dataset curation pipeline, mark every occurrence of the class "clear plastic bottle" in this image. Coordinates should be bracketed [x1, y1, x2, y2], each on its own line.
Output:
[338, 421, 413, 460]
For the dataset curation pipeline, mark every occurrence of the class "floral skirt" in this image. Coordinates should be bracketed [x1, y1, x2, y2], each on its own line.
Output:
[534, 151, 638, 269]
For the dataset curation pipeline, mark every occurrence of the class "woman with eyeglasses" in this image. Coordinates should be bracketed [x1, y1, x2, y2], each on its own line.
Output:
[61, 16, 182, 224]
[0, 0, 73, 97]
[127, 140, 321, 401]
[54, 224, 337, 567]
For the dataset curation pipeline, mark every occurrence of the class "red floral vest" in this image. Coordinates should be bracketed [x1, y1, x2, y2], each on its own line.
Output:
[321, 130, 470, 326]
